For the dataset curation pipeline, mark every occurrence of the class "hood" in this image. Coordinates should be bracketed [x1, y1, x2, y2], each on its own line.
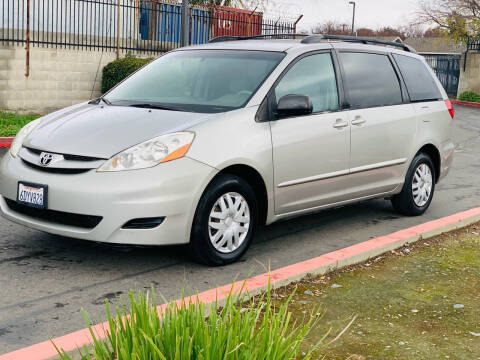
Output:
[23, 103, 214, 158]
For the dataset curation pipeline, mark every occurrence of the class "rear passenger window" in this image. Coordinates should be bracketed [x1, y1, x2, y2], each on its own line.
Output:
[393, 54, 442, 102]
[275, 53, 339, 113]
[340, 52, 403, 109]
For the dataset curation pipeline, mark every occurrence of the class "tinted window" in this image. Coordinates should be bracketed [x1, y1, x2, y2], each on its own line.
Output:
[275, 53, 339, 113]
[393, 54, 442, 102]
[340, 52, 403, 109]
[105, 50, 285, 113]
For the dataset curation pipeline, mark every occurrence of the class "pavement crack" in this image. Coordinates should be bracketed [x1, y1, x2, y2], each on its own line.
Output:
[0, 251, 49, 264]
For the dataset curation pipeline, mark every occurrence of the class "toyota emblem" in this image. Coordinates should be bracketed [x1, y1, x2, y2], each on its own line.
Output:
[40, 153, 54, 166]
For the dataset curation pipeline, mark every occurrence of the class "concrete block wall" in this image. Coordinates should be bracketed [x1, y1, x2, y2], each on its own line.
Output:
[458, 52, 480, 96]
[0, 46, 150, 114]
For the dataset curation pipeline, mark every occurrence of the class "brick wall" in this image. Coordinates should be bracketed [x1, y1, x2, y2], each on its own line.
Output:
[0, 46, 149, 114]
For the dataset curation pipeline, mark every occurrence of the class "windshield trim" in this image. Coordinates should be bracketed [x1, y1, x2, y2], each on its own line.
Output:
[103, 49, 287, 114]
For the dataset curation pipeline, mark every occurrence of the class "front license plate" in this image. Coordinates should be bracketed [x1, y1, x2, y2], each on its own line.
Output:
[17, 182, 48, 209]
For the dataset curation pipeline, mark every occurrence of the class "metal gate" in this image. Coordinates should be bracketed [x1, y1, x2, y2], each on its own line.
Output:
[423, 54, 461, 97]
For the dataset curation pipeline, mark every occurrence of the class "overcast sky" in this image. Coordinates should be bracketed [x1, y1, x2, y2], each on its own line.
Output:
[264, 0, 421, 32]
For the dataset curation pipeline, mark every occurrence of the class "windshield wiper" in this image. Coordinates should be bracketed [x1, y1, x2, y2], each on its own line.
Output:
[128, 103, 183, 111]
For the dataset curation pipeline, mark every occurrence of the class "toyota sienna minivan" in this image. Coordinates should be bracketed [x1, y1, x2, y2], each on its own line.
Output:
[0, 35, 454, 265]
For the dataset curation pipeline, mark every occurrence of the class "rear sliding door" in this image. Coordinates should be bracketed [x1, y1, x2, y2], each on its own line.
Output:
[338, 51, 417, 197]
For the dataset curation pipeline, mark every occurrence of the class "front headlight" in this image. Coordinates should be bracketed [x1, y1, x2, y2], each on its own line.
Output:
[97, 132, 195, 172]
[10, 119, 43, 158]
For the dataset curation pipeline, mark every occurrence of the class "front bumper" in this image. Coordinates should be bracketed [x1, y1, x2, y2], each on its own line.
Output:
[0, 153, 217, 245]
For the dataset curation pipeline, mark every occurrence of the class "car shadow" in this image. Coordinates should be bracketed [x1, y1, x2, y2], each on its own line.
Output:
[10, 198, 399, 270]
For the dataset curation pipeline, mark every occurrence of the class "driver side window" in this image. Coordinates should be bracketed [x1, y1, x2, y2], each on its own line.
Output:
[275, 53, 339, 113]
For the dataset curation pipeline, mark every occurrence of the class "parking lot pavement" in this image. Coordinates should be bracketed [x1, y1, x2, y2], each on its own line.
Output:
[1, 105, 479, 353]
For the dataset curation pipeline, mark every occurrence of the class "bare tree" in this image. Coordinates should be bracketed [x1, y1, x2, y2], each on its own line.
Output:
[423, 27, 447, 37]
[311, 20, 350, 35]
[189, 0, 271, 10]
[309, 22, 435, 39]
[356, 27, 375, 37]
[375, 26, 405, 38]
[398, 24, 426, 38]
[414, 0, 480, 40]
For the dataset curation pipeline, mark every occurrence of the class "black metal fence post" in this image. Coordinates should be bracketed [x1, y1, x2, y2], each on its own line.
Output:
[25, 0, 30, 77]
[116, 0, 120, 58]
[181, 0, 189, 47]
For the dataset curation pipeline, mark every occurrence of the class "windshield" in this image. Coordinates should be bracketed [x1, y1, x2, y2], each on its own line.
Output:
[104, 50, 285, 113]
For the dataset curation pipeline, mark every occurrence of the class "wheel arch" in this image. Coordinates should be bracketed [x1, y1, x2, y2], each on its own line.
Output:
[416, 143, 441, 183]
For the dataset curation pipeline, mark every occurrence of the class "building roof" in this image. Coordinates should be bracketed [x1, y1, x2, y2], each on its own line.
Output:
[379, 37, 466, 54]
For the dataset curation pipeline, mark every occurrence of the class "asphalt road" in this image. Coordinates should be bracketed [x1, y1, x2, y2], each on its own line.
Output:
[0, 105, 479, 353]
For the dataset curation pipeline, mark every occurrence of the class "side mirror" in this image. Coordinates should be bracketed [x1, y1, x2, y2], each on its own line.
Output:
[276, 94, 313, 118]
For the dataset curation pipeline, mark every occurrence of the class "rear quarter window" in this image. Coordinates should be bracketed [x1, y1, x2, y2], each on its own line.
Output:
[393, 54, 443, 102]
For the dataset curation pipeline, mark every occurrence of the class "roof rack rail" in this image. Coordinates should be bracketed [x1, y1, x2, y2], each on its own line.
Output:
[208, 33, 417, 53]
[209, 33, 307, 43]
[301, 34, 416, 53]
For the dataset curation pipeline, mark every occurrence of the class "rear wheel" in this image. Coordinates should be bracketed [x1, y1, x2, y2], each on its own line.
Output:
[190, 174, 258, 265]
[392, 153, 435, 216]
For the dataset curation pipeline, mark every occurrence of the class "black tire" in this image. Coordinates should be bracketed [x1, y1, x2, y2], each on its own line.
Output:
[190, 174, 258, 266]
[392, 153, 436, 216]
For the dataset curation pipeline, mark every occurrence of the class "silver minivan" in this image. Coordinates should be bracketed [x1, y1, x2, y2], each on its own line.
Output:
[0, 35, 454, 265]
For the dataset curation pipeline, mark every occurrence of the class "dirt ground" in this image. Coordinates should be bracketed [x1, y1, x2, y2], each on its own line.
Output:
[272, 223, 480, 360]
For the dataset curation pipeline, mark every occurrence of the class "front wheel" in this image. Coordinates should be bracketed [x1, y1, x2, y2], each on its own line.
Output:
[190, 174, 258, 266]
[392, 153, 435, 216]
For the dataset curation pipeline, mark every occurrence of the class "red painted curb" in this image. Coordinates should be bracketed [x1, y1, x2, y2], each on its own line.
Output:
[0, 137, 13, 148]
[451, 99, 480, 108]
[2, 206, 480, 360]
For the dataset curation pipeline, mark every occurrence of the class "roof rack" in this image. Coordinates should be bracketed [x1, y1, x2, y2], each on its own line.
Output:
[208, 33, 416, 53]
[301, 34, 416, 53]
[209, 33, 307, 43]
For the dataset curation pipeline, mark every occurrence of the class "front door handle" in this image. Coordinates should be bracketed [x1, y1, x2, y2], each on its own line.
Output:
[333, 119, 349, 129]
[351, 116, 366, 126]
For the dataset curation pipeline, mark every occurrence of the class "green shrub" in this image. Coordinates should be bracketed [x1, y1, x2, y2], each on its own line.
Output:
[0, 112, 41, 137]
[101, 54, 152, 94]
[458, 90, 480, 103]
[55, 283, 325, 360]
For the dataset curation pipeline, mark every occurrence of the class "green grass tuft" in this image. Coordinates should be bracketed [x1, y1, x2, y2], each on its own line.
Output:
[55, 281, 325, 360]
[0, 112, 41, 137]
[458, 90, 480, 103]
